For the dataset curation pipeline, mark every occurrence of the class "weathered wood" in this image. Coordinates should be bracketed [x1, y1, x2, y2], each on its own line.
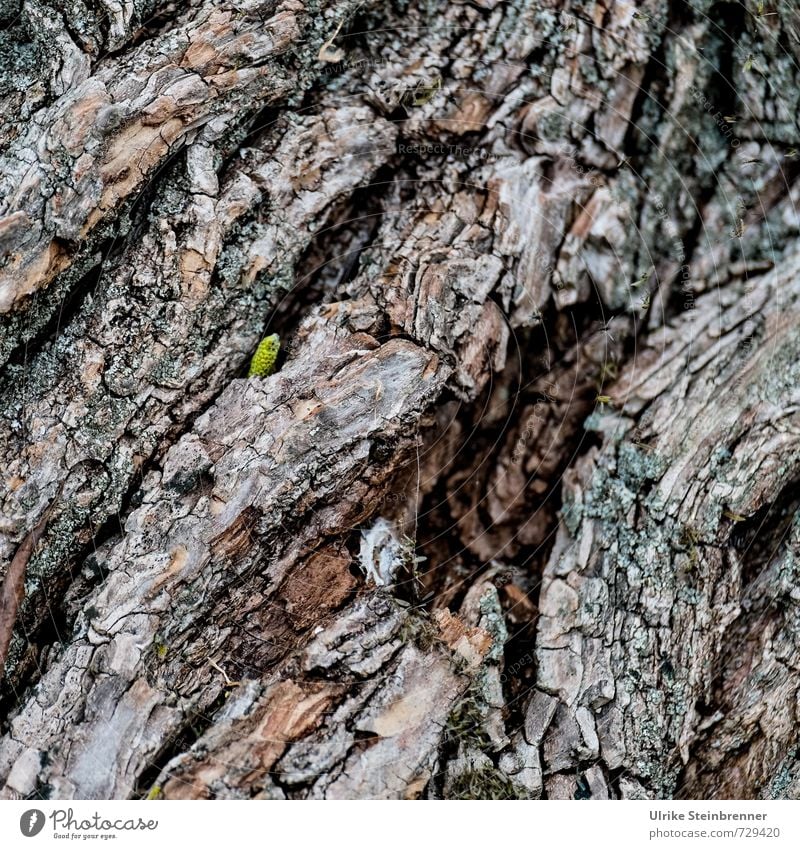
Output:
[0, 105, 396, 689]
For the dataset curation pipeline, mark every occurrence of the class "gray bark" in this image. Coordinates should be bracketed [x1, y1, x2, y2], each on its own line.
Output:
[1, 0, 800, 799]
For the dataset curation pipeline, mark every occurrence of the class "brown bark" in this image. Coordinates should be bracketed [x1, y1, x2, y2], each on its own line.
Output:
[1, 0, 800, 799]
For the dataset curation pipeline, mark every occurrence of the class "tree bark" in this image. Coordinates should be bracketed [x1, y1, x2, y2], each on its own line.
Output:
[1, 0, 800, 800]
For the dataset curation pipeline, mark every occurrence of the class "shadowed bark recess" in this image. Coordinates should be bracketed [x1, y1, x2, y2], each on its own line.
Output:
[1, 0, 799, 799]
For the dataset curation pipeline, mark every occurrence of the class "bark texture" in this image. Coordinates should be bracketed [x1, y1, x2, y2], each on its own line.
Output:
[1, 0, 800, 800]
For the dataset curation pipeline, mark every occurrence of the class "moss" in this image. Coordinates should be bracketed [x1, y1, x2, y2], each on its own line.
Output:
[398, 610, 439, 652]
[678, 524, 702, 570]
[444, 690, 491, 752]
[154, 640, 168, 660]
[247, 333, 281, 378]
[446, 766, 527, 800]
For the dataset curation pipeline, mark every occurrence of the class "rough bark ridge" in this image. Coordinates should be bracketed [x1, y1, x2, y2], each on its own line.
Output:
[1, 0, 799, 799]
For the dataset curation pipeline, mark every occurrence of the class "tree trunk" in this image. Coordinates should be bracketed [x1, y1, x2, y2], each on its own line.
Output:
[1, 0, 800, 800]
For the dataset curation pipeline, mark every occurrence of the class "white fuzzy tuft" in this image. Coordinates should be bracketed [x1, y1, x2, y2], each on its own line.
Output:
[358, 517, 405, 587]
